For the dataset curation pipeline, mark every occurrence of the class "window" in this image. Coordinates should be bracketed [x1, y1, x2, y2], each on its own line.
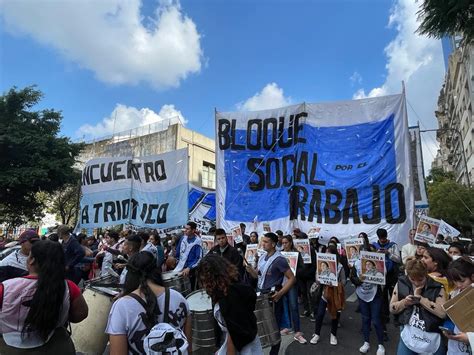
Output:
[202, 162, 216, 189]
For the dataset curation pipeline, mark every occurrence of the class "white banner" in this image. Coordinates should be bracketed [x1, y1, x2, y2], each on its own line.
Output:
[438, 220, 460, 238]
[79, 149, 188, 229]
[216, 94, 413, 245]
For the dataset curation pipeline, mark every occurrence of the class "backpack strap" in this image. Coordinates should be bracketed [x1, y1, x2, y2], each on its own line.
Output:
[163, 287, 170, 323]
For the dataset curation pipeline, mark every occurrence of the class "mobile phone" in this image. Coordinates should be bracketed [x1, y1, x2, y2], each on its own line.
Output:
[439, 326, 454, 335]
[411, 295, 421, 304]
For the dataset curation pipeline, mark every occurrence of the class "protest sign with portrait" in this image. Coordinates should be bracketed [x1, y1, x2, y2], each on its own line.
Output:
[344, 238, 363, 265]
[281, 251, 298, 276]
[245, 243, 258, 266]
[317, 253, 337, 286]
[294, 239, 311, 264]
[360, 251, 386, 285]
[415, 216, 440, 244]
[201, 235, 215, 255]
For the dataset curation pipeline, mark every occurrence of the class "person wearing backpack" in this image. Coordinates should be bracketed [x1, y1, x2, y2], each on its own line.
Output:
[106, 251, 192, 354]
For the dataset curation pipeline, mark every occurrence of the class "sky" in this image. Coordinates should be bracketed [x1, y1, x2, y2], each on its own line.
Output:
[0, 0, 445, 173]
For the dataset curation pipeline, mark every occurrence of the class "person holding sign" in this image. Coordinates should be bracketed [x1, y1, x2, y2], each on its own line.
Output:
[444, 257, 474, 354]
[281, 235, 307, 344]
[390, 258, 447, 355]
[175, 221, 203, 291]
[311, 245, 345, 346]
[244, 232, 295, 355]
[349, 256, 385, 355]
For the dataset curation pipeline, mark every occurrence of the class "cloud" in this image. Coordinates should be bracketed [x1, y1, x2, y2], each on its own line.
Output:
[1, 0, 203, 89]
[77, 103, 186, 139]
[238, 83, 292, 111]
[349, 71, 362, 86]
[352, 0, 444, 174]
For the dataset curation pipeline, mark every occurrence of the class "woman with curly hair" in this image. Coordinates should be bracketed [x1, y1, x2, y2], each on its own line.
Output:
[198, 254, 263, 355]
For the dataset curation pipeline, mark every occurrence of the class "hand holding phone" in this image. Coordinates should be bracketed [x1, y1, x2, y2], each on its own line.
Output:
[439, 326, 454, 335]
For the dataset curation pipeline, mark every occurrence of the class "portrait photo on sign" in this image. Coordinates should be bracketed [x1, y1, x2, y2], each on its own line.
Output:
[231, 225, 243, 244]
[281, 251, 298, 276]
[245, 244, 258, 266]
[360, 251, 386, 285]
[226, 234, 235, 247]
[415, 216, 440, 244]
[201, 235, 215, 255]
[308, 226, 321, 239]
[316, 253, 337, 286]
[263, 223, 271, 233]
[344, 238, 363, 265]
[294, 239, 311, 264]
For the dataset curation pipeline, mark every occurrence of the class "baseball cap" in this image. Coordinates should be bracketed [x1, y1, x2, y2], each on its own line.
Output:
[18, 230, 40, 244]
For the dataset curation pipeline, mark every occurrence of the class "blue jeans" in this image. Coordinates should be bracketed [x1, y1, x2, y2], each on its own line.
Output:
[280, 294, 291, 329]
[285, 286, 301, 332]
[358, 294, 383, 344]
[397, 331, 445, 355]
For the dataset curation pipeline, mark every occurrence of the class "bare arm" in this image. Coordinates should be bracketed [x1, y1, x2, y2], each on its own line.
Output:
[69, 293, 89, 323]
[226, 333, 237, 355]
[390, 282, 407, 314]
[184, 315, 193, 353]
[273, 269, 295, 302]
[109, 334, 128, 355]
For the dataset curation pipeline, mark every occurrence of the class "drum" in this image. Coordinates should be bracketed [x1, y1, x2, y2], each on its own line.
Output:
[186, 289, 214, 350]
[71, 286, 118, 355]
[162, 271, 191, 296]
[254, 293, 280, 348]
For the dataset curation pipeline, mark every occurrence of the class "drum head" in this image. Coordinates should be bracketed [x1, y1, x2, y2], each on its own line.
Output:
[186, 290, 212, 312]
[162, 271, 179, 281]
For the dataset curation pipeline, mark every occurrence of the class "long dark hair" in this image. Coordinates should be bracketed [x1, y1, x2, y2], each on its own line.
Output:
[281, 235, 296, 251]
[22, 240, 66, 341]
[123, 251, 164, 328]
[425, 247, 451, 277]
[197, 254, 239, 303]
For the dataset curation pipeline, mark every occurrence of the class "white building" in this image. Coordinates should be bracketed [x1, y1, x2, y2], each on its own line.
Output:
[433, 39, 474, 187]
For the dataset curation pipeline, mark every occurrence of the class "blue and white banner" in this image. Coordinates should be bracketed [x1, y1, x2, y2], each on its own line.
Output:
[78, 149, 188, 229]
[216, 94, 413, 245]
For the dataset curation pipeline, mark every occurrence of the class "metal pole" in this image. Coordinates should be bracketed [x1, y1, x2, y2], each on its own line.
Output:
[420, 128, 471, 187]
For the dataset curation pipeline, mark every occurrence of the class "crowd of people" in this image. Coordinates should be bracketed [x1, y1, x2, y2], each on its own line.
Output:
[0, 223, 473, 354]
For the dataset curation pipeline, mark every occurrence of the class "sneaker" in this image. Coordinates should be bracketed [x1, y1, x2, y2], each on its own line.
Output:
[309, 315, 316, 322]
[376, 345, 386, 355]
[310, 334, 320, 344]
[301, 311, 311, 317]
[359, 342, 370, 353]
[294, 333, 307, 344]
[330, 334, 337, 346]
[280, 328, 290, 335]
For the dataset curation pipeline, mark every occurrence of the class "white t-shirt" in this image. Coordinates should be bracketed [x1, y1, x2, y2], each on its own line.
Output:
[0, 249, 28, 270]
[106, 289, 189, 355]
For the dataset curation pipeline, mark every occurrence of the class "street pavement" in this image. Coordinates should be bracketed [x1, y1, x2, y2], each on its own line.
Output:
[284, 284, 400, 355]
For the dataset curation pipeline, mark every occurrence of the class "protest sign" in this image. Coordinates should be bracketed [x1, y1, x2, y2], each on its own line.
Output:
[263, 223, 271, 233]
[360, 251, 386, 285]
[216, 95, 413, 245]
[430, 243, 450, 252]
[281, 251, 298, 276]
[317, 253, 337, 286]
[415, 216, 440, 244]
[438, 220, 460, 238]
[294, 239, 311, 264]
[231, 225, 244, 244]
[245, 244, 258, 266]
[79, 149, 188, 230]
[308, 226, 321, 239]
[344, 238, 363, 265]
[226, 234, 235, 247]
[201, 235, 215, 255]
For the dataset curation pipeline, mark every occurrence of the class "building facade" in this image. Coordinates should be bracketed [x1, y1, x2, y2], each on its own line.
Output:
[433, 40, 474, 187]
[79, 120, 216, 189]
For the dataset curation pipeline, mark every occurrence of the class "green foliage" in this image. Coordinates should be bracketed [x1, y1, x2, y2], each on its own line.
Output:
[47, 179, 81, 226]
[426, 168, 474, 232]
[0, 86, 84, 226]
[416, 0, 473, 41]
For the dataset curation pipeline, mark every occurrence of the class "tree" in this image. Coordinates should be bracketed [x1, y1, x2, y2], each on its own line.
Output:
[426, 168, 474, 233]
[0, 86, 84, 226]
[48, 180, 81, 226]
[416, 0, 474, 41]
